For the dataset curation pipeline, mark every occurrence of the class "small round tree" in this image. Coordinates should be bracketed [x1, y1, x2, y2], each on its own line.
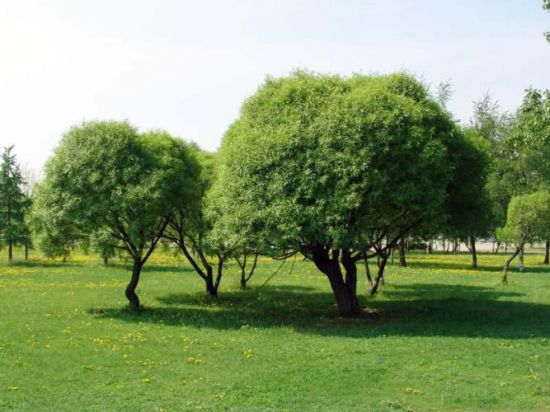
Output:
[217, 71, 457, 316]
[497, 190, 550, 284]
[34, 121, 200, 309]
[443, 128, 493, 268]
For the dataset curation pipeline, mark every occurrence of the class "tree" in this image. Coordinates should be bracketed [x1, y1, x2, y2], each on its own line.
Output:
[470, 93, 516, 252]
[443, 128, 493, 268]
[497, 191, 550, 284]
[513, 88, 550, 262]
[216, 71, 457, 316]
[234, 250, 259, 289]
[0, 146, 29, 264]
[30, 181, 80, 260]
[34, 121, 200, 309]
[163, 149, 232, 298]
[89, 229, 117, 265]
[19, 166, 38, 260]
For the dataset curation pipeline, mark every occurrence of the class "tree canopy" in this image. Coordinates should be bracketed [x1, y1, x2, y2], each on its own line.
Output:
[33, 121, 200, 308]
[443, 127, 493, 267]
[216, 71, 460, 316]
[497, 190, 550, 283]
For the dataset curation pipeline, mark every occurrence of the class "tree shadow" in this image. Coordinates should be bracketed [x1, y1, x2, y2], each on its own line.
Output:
[141, 264, 195, 274]
[407, 259, 550, 273]
[88, 283, 550, 339]
[6, 260, 90, 269]
[380, 283, 524, 300]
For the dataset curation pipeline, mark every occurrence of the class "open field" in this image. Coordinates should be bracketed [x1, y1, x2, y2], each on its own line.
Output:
[1, 251, 549, 411]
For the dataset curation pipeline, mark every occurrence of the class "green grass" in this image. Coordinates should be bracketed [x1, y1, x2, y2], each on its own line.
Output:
[0, 250, 549, 411]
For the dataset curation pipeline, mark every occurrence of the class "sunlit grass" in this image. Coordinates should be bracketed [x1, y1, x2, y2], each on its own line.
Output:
[0, 249, 549, 411]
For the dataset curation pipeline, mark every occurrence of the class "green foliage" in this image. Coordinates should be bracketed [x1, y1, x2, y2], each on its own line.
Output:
[443, 127, 493, 240]
[470, 93, 517, 232]
[32, 120, 201, 307]
[482, 88, 550, 237]
[509, 88, 550, 193]
[497, 191, 550, 246]
[88, 228, 117, 263]
[217, 71, 455, 253]
[0, 146, 30, 260]
[30, 182, 77, 259]
[36, 121, 199, 260]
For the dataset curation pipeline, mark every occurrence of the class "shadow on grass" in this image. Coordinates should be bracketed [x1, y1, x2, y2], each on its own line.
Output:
[141, 264, 195, 274]
[88, 283, 550, 339]
[7, 260, 89, 269]
[406, 259, 550, 274]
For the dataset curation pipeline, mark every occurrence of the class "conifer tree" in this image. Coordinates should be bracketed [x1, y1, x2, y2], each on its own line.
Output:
[0, 146, 28, 264]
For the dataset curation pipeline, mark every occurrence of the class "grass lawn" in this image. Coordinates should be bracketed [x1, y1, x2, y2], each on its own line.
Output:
[0, 250, 549, 411]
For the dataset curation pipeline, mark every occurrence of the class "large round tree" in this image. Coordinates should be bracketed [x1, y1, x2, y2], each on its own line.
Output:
[217, 71, 458, 316]
[35, 121, 200, 309]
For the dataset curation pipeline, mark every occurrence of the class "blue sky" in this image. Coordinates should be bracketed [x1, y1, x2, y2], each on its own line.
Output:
[1, 0, 549, 172]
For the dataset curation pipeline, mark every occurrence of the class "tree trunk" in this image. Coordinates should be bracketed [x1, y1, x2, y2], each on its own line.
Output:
[24, 244, 28, 261]
[544, 240, 549, 264]
[326, 267, 360, 317]
[240, 270, 247, 290]
[205, 266, 218, 298]
[238, 254, 248, 289]
[370, 254, 388, 295]
[312, 247, 360, 317]
[470, 235, 477, 269]
[398, 238, 407, 267]
[103, 256, 109, 266]
[518, 246, 524, 272]
[501, 246, 521, 285]
[238, 253, 258, 290]
[8, 241, 13, 264]
[125, 259, 143, 310]
[364, 257, 373, 286]
[342, 249, 357, 301]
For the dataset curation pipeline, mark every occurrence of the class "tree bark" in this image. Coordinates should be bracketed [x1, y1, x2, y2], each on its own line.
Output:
[501, 246, 522, 285]
[518, 246, 524, 272]
[24, 244, 28, 261]
[326, 267, 360, 317]
[544, 240, 549, 264]
[311, 246, 360, 317]
[125, 258, 143, 310]
[370, 253, 388, 295]
[237, 254, 248, 289]
[398, 238, 407, 267]
[240, 269, 247, 290]
[8, 241, 13, 264]
[238, 252, 259, 290]
[470, 235, 477, 269]
[364, 256, 373, 286]
[204, 266, 218, 297]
